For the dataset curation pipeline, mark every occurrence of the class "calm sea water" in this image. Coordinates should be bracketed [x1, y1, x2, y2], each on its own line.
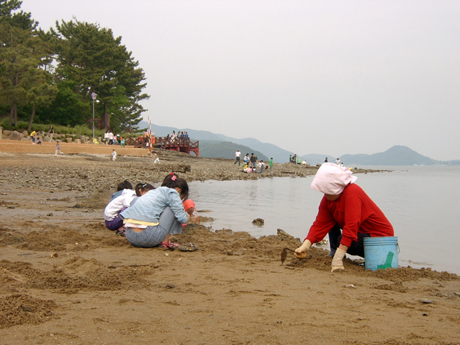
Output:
[188, 166, 460, 275]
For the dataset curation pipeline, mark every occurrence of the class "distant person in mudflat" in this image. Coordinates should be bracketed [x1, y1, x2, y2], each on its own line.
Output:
[258, 160, 265, 173]
[250, 153, 257, 170]
[54, 141, 63, 156]
[234, 150, 241, 166]
[295, 163, 394, 272]
[324, 157, 328, 163]
[336, 158, 341, 165]
[269, 158, 274, 173]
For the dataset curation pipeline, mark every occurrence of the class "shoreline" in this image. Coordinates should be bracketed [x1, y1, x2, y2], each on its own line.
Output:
[1, 145, 459, 344]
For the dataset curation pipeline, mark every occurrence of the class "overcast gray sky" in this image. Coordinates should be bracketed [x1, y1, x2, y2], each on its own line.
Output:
[22, 0, 460, 160]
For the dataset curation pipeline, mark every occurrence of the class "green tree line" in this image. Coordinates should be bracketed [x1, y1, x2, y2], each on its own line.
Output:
[0, 0, 149, 134]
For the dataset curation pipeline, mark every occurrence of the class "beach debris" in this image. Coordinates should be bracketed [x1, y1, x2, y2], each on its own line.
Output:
[281, 248, 307, 264]
[178, 242, 199, 252]
[277, 228, 297, 241]
[421, 299, 434, 304]
[50, 253, 58, 258]
[346, 284, 355, 288]
[252, 218, 264, 226]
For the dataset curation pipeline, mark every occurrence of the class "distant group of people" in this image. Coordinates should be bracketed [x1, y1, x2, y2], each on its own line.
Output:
[335, 157, 344, 167]
[234, 151, 273, 173]
[137, 130, 155, 149]
[104, 130, 126, 147]
[165, 130, 190, 144]
[289, 154, 307, 165]
[30, 130, 42, 145]
[29, 125, 54, 144]
[103, 174, 198, 249]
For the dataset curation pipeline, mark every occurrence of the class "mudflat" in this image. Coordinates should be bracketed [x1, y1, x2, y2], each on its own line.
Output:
[1, 141, 459, 345]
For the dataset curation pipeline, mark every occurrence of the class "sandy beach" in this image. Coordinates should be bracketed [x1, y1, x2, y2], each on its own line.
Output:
[1, 140, 459, 345]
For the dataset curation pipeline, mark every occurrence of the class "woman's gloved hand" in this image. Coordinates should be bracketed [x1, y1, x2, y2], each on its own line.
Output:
[295, 239, 312, 258]
[331, 248, 346, 272]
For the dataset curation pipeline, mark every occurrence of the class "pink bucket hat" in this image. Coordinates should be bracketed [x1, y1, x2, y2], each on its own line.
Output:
[311, 163, 357, 195]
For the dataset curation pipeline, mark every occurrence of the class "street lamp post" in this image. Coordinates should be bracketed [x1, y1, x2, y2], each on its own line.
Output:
[91, 92, 97, 142]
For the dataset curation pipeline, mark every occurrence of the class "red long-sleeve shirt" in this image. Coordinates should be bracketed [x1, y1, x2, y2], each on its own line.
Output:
[305, 184, 394, 247]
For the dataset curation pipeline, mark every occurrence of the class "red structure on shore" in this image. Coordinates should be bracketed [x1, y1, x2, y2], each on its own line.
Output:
[155, 137, 199, 156]
[127, 136, 199, 156]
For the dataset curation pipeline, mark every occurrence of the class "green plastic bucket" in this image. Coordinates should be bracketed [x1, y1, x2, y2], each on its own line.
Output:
[364, 236, 398, 270]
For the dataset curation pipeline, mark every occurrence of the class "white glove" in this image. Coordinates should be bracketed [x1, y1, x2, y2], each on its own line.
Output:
[295, 240, 312, 258]
[331, 248, 346, 272]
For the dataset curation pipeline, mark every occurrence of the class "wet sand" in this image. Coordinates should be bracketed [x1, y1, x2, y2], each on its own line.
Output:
[1, 141, 459, 344]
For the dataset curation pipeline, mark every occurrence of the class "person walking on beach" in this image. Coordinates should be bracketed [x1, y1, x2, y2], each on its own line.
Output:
[234, 150, 241, 166]
[152, 152, 160, 164]
[336, 157, 341, 165]
[48, 125, 55, 142]
[112, 149, 117, 161]
[108, 131, 114, 145]
[54, 141, 63, 156]
[30, 130, 36, 144]
[269, 157, 274, 173]
[295, 163, 394, 272]
[258, 160, 266, 173]
[250, 153, 257, 171]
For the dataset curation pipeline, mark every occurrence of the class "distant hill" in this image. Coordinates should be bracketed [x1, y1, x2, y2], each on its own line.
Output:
[340, 145, 439, 166]
[140, 121, 456, 166]
[200, 141, 268, 161]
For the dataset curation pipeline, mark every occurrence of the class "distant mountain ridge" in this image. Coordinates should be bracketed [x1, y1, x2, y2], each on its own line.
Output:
[340, 146, 438, 166]
[139, 121, 459, 165]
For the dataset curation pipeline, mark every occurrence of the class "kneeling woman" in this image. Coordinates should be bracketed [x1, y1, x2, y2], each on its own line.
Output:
[120, 174, 190, 248]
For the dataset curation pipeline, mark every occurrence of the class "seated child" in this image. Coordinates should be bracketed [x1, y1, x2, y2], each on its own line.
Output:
[104, 188, 136, 231]
[111, 180, 133, 201]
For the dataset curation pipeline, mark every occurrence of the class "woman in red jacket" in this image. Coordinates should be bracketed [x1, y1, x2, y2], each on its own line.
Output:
[295, 163, 394, 272]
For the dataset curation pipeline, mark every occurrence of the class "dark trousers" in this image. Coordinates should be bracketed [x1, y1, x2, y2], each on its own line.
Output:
[328, 224, 370, 258]
[234, 157, 240, 165]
